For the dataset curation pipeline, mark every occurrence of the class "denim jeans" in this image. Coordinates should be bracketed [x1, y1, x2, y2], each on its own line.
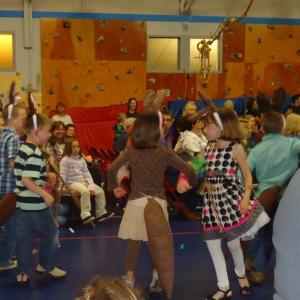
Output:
[246, 221, 274, 272]
[0, 196, 17, 265]
[15, 208, 59, 275]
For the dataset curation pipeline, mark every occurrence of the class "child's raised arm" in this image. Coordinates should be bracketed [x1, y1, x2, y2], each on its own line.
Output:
[107, 148, 130, 192]
[233, 144, 252, 214]
[165, 148, 198, 187]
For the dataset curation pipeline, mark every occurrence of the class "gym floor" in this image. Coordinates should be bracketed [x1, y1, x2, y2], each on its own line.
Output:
[0, 217, 274, 300]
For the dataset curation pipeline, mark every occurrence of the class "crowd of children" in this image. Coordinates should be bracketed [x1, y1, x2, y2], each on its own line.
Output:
[0, 82, 299, 300]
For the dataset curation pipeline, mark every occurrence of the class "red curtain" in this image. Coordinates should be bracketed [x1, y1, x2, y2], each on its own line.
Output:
[67, 102, 143, 153]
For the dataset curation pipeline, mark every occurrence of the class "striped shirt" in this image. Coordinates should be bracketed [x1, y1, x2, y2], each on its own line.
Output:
[60, 155, 94, 185]
[14, 143, 47, 211]
[0, 127, 20, 195]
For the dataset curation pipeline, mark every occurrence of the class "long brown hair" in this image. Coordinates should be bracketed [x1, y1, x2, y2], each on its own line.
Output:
[63, 138, 82, 157]
[206, 107, 244, 142]
[131, 111, 160, 149]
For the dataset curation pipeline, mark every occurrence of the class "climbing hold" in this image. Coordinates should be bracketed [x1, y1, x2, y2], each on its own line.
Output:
[267, 24, 275, 30]
[51, 70, 58, 78]
[70, 84, 78, 92]
[147, 78, 156, 84]
[96, 35, 105, 43]
[53, 32, 59, 38]
[296, 50, 300, 56]
[48, 88, 54, 95]
[257, 38, 262, 44]
[248, 26, 253, 32]
[97, 83, 105, 92]
[77, 34, 83, 42]
[114, 74, 120, 80]
[283, 64, 292, 70]
[63, 21, 70, 28]
[120, 47, 127, 54]
[87, 66, 93, 74]
[85, 93, 91, 98]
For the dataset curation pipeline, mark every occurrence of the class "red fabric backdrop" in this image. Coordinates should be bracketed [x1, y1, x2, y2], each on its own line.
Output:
[67, 102, 143, 153]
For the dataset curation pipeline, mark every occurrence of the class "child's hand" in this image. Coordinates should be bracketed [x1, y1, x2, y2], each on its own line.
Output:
[240, 199, 250, 215]
[43, 193, 54, 207]
[177, 183, 191, 194]
[113, 187, 127, 198]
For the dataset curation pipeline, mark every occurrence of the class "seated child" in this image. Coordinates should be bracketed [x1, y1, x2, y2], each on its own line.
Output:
[113, 113, 126, 149]
[60, 138, 114, 224]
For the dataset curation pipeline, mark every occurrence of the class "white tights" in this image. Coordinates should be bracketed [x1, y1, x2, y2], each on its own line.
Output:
[206, 238, 246, 290]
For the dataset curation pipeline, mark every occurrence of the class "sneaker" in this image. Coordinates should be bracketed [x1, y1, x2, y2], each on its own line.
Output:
[122, 275, 135, 289]
[36, 264, 67, 279]
[96, 212, 115, 223]
[82, 215, 95, 224]
[149, 270, 163, 293]
[0, 260, 17, 271]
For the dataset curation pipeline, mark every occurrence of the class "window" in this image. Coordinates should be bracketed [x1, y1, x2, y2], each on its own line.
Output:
[147, 37, 179, 72]
[0, 33, 15, 70]
[189, 38, 220, 73]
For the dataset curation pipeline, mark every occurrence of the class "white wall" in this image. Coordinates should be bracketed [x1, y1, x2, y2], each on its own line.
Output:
[0, 17, 41, 90]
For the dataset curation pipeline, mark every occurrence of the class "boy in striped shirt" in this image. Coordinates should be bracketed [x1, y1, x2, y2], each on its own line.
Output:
[14, 110, 66, 285]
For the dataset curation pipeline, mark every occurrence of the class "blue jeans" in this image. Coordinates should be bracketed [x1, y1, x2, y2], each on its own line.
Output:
[246, 221, 274, 272]
[15, 208, 59, 275]
[0, 201, 17, 266]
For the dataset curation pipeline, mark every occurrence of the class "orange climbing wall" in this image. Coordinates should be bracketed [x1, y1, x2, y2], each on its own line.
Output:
[41, 19, 146, 113]
[42, 20, 300, 110]
[147, 23, 300, 100]
[195, 23, 300, 99]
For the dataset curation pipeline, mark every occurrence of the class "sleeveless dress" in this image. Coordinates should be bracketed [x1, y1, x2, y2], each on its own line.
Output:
[201, 142, 270, 241]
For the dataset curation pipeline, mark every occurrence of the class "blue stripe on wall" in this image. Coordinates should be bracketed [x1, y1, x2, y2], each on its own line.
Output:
[1, 10, 300, 25]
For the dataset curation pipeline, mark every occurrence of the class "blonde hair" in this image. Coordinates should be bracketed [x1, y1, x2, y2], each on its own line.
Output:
[224, 100, 234, 110]
[284, 113, 300, 136]
[75, 277, 144, 300]
[182, 101, 197, 117]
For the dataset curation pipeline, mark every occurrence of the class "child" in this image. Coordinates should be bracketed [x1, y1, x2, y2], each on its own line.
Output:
[245, 111, 300, 284]
[107, 112, 198, 299]
[60, 138, 113, 224]
[76, 277, 145, 300]
[52, 102, 73, 125]
[0, 82, 27, 271]
[195, 107, 269, 299]
[14, 94, 66, 284]
[174, 112, 207, 194]
[113, 113, 126, 149]
[174, 112, 207, 158]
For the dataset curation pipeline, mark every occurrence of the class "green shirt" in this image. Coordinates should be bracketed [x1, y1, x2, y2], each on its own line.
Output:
[247, 134, 300, 196]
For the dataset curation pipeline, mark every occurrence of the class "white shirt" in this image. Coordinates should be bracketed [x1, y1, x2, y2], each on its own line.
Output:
[174, 130, 207, 157]
[52, 114, 73, 125]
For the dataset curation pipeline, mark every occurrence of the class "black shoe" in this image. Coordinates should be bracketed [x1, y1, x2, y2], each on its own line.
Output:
[95, 212, 115, 223]
[206, 288, 233, 300]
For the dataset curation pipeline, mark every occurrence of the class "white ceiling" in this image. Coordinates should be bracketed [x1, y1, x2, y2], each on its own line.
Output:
[0, 0, 299, 19]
